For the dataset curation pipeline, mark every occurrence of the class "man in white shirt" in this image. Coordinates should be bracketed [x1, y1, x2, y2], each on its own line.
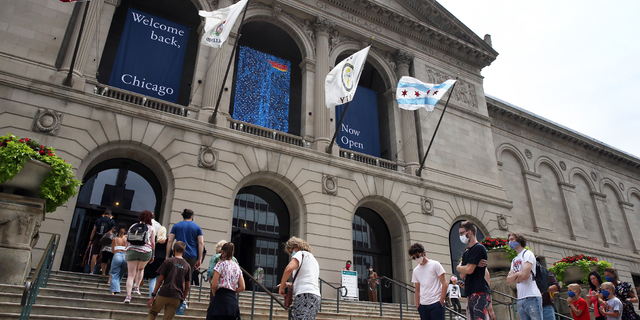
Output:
[409, 242, 447, 320]
[506, 232, 543, 320]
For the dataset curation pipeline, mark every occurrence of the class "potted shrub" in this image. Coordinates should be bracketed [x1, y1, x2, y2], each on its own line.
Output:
[548, 254, 611, 286]
[0, 133, 81, 213]
[480, 237, 510, 271]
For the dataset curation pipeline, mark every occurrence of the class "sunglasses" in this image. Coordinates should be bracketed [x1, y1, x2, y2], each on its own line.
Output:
[411, 253, 423, 260]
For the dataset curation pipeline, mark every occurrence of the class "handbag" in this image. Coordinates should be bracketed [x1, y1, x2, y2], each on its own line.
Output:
[99, 232, 113, 246]
[284, 253, 304, 309]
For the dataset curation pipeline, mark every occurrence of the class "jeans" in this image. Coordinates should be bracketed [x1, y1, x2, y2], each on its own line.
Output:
[542, 305, 555, 320]
[110, 252, 127, 294]
[517, 296, 543, 320]
[418, 302, 445, 320]
[148, 276, 158, 298]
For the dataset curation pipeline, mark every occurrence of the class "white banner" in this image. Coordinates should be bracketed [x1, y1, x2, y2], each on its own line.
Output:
[199, 0, 248, 48]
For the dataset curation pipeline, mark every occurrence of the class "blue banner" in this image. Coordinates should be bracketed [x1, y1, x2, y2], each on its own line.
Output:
[336, 86, 381, 157]
[109, 8, 189, 103]
[233, 46, 291, 132]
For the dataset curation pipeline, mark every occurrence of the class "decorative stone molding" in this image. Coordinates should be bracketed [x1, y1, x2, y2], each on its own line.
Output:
[329, 30, 345, 51]
[497, 214, 508, 230]
[299, 59, 315, 72]
[32, 109, 63, 136]
[421, 197, 433, 215]
[559, 161, 566, 171]
[524, 149, 532, 159]
[197, 147, 219, 170]
[425, 68, 477, 108]
[619, 182, 625, 191]
[104, 0, 120, 6]
[395, 50, 414, 67]
[272, 3, 283, 18]
[591, 171, 597, 181]
[314, 17, 334, 36]
[322, 175, 338, 195]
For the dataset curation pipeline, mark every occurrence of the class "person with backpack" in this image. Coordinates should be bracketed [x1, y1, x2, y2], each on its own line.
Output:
[537, 256, 560, 320]
[124, 210, 156, 304]
[506, 232, 543, 320]
[88, 209, 116, 275]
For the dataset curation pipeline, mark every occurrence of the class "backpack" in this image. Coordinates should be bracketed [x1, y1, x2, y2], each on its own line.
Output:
[95, 217, 111, 236]
[525, 249, 550, 293]
[127, 223, 149, 245]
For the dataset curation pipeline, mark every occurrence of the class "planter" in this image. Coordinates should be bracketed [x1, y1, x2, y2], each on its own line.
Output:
[0, 159, 52, 197]
[563, 265, 585, 283]
[590, 265, 600, 273]
[487, 249, 511, 272]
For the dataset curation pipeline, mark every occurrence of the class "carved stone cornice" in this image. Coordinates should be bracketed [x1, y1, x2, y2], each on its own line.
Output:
[316, 0, 497, 68]
[487, 97, 640, 171]
[424, 67, 477, 109]
[272, 3, 283, 18]
[395, 50, 414, 67]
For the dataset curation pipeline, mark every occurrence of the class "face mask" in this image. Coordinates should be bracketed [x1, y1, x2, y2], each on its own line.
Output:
[508, 241, 519, 250]
[346, 264, 351, 268]
[601, 290, 610, 299]
[567, 291, 576, 298]
[292, 250, 297, 256]
[460, 232, 469, 244]
[369, 268, 373, 271]
[605, 276, 614, 282]
[415, 256, 425, 264]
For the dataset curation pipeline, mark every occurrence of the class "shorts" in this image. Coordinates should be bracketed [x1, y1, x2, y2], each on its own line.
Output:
[90, 237, 102, 255]
[467, 292, 491, 320]
[126, 250, 152, 262]
[101, 251, 114, 264]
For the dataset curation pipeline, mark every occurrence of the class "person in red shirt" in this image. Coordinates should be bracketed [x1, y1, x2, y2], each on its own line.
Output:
[566, 283, 591, 320]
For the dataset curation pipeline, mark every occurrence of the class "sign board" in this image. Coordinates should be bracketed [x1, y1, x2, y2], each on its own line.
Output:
[335, 86, 381, 157]
[341, 270, 358, 300]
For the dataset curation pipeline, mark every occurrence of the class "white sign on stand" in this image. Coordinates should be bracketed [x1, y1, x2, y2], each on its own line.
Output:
[341, 270, 359, 300]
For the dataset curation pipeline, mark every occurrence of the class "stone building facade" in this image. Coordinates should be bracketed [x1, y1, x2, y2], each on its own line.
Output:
[1, 0, 639, 301]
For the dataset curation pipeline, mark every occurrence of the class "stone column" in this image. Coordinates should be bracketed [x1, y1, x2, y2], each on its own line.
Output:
[300, 58, 316, 141]
[0, 194, 45, 285]
[522, 170, 551, 233]
[312, 18, 333, 153]
[619, 201, 640, 253]
[57, 0, 106, 89]
[396, 51, 419, 174]
[200, 0, 234, 126]
[590, 191, 615, 247]
[557, 181, 588, 241]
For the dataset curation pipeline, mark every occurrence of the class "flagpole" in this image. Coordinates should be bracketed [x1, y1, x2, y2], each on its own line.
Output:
[208, 0, 250, 125]
[325, 101, 351, 153]
[416, 75, 459, 177]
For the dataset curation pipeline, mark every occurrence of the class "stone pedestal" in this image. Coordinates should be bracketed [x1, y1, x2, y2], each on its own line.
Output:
[0, 193, 45, 285]
[489, 271, 516, 320]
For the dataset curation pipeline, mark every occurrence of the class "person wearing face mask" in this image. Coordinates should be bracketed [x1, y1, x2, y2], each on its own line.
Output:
[588, 271, 606, 320]
[456, 221, 490, 320]
[343, 260, 352, 271]
[409, 242, 447, 320]
[600, 282, 623, 320]
[603, 267, 639, 320]
[279, 237, 321, 320]
[506, 232, 543, 320]
[368, 265, 379, 302]
[566, 283, 591, 320]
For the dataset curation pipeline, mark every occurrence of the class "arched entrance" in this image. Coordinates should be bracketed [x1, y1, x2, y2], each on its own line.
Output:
[449, 220, 485, 296]
[60, 158, 162, 271]
[352, 207, 392, 302]
[231, 186, 290, 291]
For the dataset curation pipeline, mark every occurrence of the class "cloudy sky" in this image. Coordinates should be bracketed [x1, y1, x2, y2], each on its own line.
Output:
[436, 0, 640, 158]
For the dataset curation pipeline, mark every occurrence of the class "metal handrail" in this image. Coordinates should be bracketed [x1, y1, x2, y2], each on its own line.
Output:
[20, 234, 61, 320]
[318, 277, 347, 313]
[373, 276, 467, 320]
[492, 289, 574, 320]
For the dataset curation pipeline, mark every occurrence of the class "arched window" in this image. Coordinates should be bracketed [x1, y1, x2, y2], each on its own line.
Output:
[61, 159, 162, 271]
[232, 186, 290, 291]
[97, 0, 201, 106]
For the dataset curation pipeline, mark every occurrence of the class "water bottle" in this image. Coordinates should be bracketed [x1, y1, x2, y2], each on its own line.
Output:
[176, 301, 187, 315]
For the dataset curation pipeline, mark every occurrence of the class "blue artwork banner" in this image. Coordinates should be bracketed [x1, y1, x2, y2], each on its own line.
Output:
[336, 86, 380, 157]
[233, 46, 291, 132]
[109, 8, 190, 103]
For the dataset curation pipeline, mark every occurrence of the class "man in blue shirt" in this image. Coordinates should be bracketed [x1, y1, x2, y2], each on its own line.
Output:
[166, 209, 204, 272]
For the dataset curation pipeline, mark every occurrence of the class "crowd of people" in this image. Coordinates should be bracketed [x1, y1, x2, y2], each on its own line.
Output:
[85, 209, 639, 320]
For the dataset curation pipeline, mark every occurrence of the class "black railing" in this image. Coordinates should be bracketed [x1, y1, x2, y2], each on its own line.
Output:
[492, 289, 574, 320]
[20, 234, 61, 320]
[372, 276, 467, 320]
[318, 277, 348, 313]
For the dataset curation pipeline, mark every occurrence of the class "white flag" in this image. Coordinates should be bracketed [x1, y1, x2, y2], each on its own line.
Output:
[199, 0, 248, 48]
[325, 46, 370, 108]
[396, 76, 456, 111]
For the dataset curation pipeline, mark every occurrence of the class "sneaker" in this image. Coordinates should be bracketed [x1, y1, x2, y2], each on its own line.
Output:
[124, 295, 131, 303]
[133, 287, 141, 295]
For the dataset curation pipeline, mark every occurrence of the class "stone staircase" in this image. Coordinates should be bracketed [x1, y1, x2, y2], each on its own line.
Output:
[0, 271, 424, 320]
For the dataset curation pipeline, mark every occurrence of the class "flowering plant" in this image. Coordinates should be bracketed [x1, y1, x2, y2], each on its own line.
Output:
[548, 254, 611, 285]
[480, 237, 508, 250]
[0, 133, 81, 213]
